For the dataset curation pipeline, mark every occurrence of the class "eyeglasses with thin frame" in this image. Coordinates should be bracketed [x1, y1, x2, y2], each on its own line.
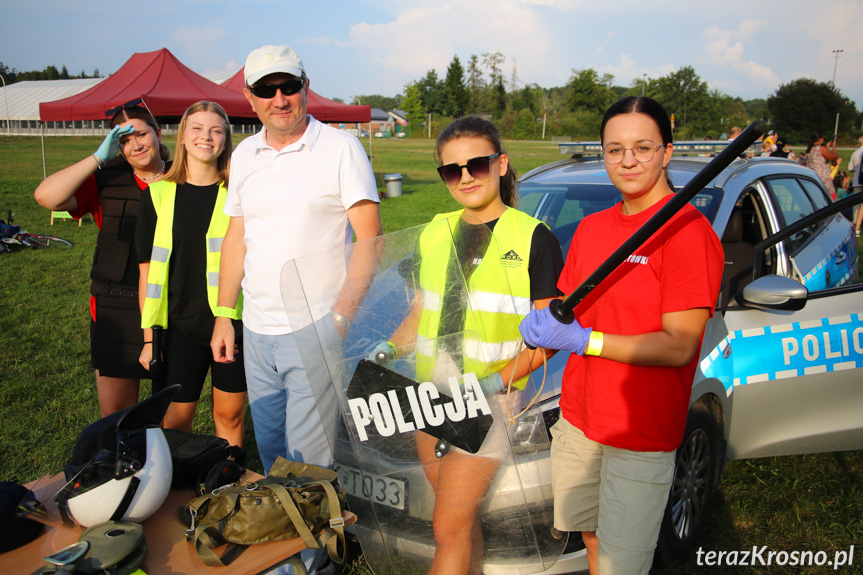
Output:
[437, 153, 501, 185]
[105, 98, 146, 119]
[248, 77, 306, 99]
[602, 143, 666, 165]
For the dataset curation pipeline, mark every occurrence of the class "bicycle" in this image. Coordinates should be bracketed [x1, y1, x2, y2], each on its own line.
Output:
[1, 213, 72, 251]
[17, 232, 73, 248]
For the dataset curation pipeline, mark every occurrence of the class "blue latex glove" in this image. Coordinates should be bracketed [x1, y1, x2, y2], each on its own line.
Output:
[477, 372, 504, 396]
[368, 341, 396, 364]
[94, 124, 135, 164]
[519, 306, 592, 355]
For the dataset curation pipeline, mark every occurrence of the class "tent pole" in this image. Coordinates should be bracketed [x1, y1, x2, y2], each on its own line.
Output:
[41, 123, 47, 179]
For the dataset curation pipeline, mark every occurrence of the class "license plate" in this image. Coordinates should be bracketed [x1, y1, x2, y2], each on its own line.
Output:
[335, 463, 406, 511]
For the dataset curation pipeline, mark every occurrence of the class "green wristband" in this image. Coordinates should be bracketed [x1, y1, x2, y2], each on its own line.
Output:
[214, 306, 240, 319]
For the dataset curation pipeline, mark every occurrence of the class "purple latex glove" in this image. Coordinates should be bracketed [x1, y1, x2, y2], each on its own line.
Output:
[519, 307, 592, 355]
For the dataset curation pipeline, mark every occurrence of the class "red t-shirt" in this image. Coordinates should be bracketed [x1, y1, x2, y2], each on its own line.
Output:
[68, 174, 149, 319]
[557, 195, 724, 452]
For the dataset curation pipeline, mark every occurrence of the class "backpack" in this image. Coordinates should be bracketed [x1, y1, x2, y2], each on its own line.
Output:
[162, 429, 246, 495]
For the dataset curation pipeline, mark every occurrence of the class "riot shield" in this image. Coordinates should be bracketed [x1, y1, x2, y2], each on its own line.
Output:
[280, 215, 565, 574]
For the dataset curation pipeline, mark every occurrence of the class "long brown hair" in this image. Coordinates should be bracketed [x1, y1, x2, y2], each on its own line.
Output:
[163, 101, 232, 187]
[109, 104, 170, 163]
[434, 115, 519, 208]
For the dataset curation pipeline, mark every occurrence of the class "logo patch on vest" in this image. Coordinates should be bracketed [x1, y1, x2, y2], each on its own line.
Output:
[500, 250, 524, 268]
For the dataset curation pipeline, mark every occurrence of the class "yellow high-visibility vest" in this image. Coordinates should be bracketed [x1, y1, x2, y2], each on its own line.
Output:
[415, 208, 540, 389]
[141, 180, 241, 328]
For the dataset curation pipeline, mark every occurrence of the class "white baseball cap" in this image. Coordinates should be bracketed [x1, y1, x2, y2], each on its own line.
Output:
[244, 45, 305, 87]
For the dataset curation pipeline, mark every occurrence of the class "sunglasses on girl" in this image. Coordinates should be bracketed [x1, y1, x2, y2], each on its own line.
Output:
[105, 98, 146, 118]
[437, 153, 501, 185]
[248, 77, 306, 99]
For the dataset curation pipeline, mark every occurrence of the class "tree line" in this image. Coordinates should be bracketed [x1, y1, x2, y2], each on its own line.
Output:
[357, 54, 862, 145]
[0, 62, 102, 83]
[4, 56, 859, 146]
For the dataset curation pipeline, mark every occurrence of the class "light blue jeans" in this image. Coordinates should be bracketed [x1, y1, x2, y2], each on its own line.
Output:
[245, 320, 342, 575]
[243, 321, 341, 474]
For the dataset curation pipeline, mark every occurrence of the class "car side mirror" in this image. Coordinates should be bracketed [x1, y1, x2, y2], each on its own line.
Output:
[735, 275, 808, 311]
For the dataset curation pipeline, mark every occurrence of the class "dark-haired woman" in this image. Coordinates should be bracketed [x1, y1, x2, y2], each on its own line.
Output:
[372, 115, 562, 573]
[806, 131, 838, 197]
[770, 137, 796, 161]
[520, 97, 724, 574]
[35, 104, 170, 417]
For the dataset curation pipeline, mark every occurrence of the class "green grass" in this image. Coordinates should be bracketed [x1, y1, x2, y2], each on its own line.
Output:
[1, 135, 862, 575]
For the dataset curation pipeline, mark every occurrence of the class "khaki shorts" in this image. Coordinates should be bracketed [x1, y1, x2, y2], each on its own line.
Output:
[550, 417, 675, 575]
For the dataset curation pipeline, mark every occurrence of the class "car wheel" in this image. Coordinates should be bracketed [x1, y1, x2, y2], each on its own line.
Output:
[655, 405, 718, 564]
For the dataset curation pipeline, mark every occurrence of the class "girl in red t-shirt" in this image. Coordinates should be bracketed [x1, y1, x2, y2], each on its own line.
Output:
[520, 97, 723, 575]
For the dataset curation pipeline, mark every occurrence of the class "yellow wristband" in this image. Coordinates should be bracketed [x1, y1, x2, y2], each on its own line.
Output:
[214, 306, 239, 319]
[585, 330, 604, 356]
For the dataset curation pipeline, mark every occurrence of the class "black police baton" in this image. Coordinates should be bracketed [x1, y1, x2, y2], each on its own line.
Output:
[546, 119, 766, 326]
[149, 325, 166, 381]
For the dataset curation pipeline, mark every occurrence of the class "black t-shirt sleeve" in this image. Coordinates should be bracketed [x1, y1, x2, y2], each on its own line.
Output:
[528, 224, 564, 301]
[136, 187, 157, 262]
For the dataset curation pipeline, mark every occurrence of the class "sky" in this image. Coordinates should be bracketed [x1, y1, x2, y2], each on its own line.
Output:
[3, 0, 863, 112]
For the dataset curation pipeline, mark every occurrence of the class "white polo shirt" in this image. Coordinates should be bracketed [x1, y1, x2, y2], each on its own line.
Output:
[225, 116, 379, 334]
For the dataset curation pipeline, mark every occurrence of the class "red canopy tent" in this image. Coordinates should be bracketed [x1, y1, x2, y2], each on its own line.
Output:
[39, 48, 257, 121]
[222, 68, 371, 123]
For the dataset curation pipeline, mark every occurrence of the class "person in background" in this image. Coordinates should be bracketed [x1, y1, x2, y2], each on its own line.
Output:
[137, 101, 246, 447]
[520, 96, 724, 575]
[762, 130, 777, 154]
[210, 44, 382, 574]
[34, 102, 169, 417]
[770, 137, 796, 161]
[805, 131, 838, 198]
[833, 172, 849, 199]
[371, 115, 562, 574]
[847, 136, 863, 237]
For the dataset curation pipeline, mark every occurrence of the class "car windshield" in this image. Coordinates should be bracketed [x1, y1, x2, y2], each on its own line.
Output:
[520, 182, 723, 249]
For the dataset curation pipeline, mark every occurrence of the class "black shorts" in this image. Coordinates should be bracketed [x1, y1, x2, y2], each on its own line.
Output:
[90, 292, 149, 379]
[152, 325, 246, 403]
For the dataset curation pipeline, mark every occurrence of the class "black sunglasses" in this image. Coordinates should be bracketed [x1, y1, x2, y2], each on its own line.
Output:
[105, 98, 144, 118]
[437, 153, 501, 185]
[248, 77, 306, 99]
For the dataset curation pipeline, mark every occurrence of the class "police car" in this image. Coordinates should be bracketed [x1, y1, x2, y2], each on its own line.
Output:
[326, 140, 862, 574]
[514, 140, 863, 568]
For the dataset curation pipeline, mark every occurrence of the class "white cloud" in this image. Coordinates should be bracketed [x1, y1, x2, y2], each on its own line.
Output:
[594, 31, 615, 57]
[520, 0, 583, 9]
[597, 54, 673, 88]
[346, 1, 554, 93]
[703, 21, 778, 83]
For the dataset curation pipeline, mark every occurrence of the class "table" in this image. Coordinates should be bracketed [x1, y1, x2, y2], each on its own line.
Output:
[7, 472, 355, 574]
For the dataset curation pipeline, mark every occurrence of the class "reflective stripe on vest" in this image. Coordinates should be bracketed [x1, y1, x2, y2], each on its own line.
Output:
[415, 208, 540, 389]
[140, 181, 242, 328]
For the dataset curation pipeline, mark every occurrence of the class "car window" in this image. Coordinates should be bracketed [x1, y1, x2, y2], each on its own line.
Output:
[798, 178, 831, 211]
[689, 188, 723, 223]
[765, 177, 820, 253]
[519, 191, 543, 219]
[767, 178, 817, 224]
[519, 183, 620, 248]
[763, 208, 861, 293]
[521, 183, 723, 255]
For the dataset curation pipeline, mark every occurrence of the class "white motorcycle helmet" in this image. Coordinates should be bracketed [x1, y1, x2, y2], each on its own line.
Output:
[54, 385, 180, 528]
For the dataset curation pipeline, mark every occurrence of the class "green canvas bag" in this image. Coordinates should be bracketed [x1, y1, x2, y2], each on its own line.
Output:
[180, 457, 346, 568]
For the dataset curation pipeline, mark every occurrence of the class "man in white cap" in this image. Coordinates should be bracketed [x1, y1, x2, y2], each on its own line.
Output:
[211, 42, 380, 492]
